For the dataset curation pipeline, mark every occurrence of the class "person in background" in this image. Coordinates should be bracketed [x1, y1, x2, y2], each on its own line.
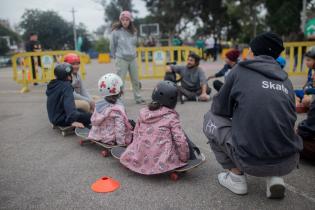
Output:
[207, 49, 240, 92]
[25, 32, 42, 85]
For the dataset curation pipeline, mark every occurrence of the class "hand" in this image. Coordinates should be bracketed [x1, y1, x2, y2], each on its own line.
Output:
[199, 93, 210, 101]
[71, 122, 84, 128]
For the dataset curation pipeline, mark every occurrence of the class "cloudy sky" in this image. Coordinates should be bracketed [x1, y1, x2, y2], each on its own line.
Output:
[0, 0, 148, 32]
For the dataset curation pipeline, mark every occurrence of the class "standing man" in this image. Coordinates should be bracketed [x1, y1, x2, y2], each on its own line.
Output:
[25, 32, 42, 85]
[205, 35, 215, 62]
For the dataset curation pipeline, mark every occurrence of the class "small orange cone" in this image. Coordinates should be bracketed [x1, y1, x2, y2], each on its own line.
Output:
[91, 176, 120, 193]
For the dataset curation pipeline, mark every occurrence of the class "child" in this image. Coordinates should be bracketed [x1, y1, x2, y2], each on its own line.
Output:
[64, 53, 96, 113]
[120, 81, 190, 175]
[46, 63, 91, 128]
[88, 73, 133, 145]
[295, 48, 315, 110]
[110, 11, 145, 104]
[207, 49, 240, 92]
[297, 47, 315, 162]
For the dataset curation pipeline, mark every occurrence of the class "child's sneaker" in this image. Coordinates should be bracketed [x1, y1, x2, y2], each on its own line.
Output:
[218, 172, 248, 195]
[266, 176, 285, 199]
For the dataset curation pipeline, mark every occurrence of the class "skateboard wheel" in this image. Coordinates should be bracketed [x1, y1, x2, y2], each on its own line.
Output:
[101, 150, 109, 157]
[170, 172, 179, 181]
[61, 131, 66, 137]
[79, 140, 84, 146]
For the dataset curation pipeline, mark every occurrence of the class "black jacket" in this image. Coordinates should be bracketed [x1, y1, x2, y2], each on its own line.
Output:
[211, 55, 303, 166]
[46, 79, 78, 126]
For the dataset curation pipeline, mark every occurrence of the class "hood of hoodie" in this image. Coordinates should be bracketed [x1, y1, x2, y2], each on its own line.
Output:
[139, 106, 177, 124]
[95, 98, 124, 114]
[238, 55, 288, 81]
[46, 79, 72, 96]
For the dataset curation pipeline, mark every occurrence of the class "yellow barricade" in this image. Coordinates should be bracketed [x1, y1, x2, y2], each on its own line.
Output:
[98, 53, 111, 63]
[283, 42, 315, 76]
[135, 46, 202, 80]
[221, 42, 315, 76]
[11, 50, 87, 93]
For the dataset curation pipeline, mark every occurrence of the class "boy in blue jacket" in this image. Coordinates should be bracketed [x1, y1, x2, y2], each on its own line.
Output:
[46, 63, 91, 128]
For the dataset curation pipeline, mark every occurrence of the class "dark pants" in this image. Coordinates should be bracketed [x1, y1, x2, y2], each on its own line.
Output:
[213, 80, 224, 92]
[177, 85, 211, 101]
[30, 56, 41, 80]
[58, 109, 91, 128]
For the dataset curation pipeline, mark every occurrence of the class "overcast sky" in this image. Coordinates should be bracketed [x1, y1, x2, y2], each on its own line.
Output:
[0, 0, 148, 32]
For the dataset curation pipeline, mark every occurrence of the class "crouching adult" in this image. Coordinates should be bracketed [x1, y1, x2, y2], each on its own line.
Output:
[203, 32, 303, 199]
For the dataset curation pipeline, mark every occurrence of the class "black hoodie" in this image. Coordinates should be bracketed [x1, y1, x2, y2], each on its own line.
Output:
[211, 55, 303, 167]
[46, 79, 78, 126]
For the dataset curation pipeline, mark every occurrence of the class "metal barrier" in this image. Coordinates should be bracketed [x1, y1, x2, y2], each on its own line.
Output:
[11, 51, 87, 93]
[135, 46, 201, 80]
[223, 41, 315, 76]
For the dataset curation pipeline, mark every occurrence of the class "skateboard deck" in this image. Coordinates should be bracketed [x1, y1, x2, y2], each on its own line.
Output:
[51, 124, 75, 137]
[111, 146, 206, 180]
[75, 127, 126, 157]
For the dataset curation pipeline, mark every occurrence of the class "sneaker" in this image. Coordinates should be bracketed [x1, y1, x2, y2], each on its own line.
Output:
[266, 177, 285, 199]
[136, 99, 146, 105]
[218, 172, 248, 195]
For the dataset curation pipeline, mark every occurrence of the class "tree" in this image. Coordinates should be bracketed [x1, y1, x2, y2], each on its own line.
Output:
[265, 0, 303, 39]
[93, 37, 110, 53]
[0, 38, 10, 55]
[143, 0, 196, 35]
[19, 9, 91, 51]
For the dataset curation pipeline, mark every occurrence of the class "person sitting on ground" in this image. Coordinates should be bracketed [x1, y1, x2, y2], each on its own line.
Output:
[165, 52, 211, 101]
[46, 63, 92, 128]
[203, 32, 303, 199]
[207, 49, 240, 92]
[295, 48, 315, 110]
[120, 81, 200, 175]
[64, 53, 97, 113]
[88, 73, 133, 145]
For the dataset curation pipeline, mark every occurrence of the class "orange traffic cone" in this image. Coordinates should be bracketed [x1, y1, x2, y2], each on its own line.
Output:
[91, 176, 120, 193]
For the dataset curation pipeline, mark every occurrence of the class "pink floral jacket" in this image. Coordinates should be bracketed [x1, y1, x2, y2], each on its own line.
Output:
[120, 106, 189, 175]
[88, 100, 133, 145]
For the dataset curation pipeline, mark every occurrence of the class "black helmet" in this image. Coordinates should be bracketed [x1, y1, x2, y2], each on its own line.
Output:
[305, 47, 315, 59]
[188, 52, 201, 66]
[54, 63, 73, 81]
[152, 80, 178, 109]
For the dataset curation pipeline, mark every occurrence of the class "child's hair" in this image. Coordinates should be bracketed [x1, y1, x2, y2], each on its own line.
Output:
[105, 92, 122, 104]
[111, 21, 137, 34]
[148, 101, 162, 111]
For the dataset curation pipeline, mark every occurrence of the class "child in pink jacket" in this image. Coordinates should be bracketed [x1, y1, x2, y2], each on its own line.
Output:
[120, 81, 190, 175]
[88, 73, 133, 145]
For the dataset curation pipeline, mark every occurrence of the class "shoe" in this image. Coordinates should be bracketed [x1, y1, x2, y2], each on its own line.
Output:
[266, 177, 285, 199]
[136, 99, 146, 105]
[218, 172, 248, 195]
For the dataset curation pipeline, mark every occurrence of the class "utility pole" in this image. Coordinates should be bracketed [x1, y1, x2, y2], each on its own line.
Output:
[301, 0, 307, 33]
[71, 8, 77, 50]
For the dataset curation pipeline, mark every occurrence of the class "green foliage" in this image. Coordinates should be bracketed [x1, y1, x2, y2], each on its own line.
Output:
[0, 38, 10, 55]
[93, 37, 110, 53]
[19, 9, 91, 51]
[0, 24, 21, 43]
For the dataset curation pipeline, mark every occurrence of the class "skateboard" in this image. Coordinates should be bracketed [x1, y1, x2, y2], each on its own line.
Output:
[51, 124, 75, 137]
[75, 127, 127, 157]
[111, 146, 206, 181]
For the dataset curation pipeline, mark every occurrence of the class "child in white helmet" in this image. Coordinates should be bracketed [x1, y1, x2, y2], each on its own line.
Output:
[88, 73, 133, 145]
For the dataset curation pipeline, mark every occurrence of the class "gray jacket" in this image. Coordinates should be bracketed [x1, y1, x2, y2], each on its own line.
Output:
[110, 28, 137, 61]
[209, 55, 303, 174]
[72, 73, 91, 102]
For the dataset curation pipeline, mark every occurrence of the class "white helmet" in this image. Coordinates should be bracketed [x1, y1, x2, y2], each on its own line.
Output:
[98, 73, 123, 97]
